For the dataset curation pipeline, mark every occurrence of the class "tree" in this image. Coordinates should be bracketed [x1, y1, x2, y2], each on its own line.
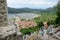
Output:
[56, 0, 60, 25]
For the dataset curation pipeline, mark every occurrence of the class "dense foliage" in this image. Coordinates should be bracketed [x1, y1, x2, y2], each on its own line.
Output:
[20, 26, 40, 35]
[20, 13, 57, 35]
[55, 1, 60, 25]
[34, 14, 57, 25]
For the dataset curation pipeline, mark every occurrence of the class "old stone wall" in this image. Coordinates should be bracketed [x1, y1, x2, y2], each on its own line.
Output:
[0, 0, 8, 27]
[0, 0, 23, 40]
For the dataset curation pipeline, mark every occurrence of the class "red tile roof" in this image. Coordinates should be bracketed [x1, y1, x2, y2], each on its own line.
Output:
[16, 21, 37, 28]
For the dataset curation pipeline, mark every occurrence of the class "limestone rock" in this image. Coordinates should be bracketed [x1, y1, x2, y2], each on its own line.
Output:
[0, 25, 22, 38]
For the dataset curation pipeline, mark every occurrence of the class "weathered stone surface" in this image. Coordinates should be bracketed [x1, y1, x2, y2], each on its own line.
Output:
[0, 34, 23, 40]
[0, 25, 23, 40]
[0, 0, 8, 27]
[49, 26, 60, 40]
[0, 25, 16, 37]
[0, 0, 23, 40]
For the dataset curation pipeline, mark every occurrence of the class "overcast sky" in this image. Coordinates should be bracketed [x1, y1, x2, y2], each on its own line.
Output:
[7, 0, 58, 9]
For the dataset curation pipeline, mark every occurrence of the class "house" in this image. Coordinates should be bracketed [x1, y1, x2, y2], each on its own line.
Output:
[14, 16, 37, 29]
[17, 21, 37, 29]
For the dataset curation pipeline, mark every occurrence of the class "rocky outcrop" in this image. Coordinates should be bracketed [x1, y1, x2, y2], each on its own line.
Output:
[23, 25, 60, 40]
[0, 34, 23, 40]
[0, 25, 23, 40]
[50, 26, 60, 40]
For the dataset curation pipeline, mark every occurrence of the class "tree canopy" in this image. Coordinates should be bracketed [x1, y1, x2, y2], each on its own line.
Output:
[56, 0, 60, 25]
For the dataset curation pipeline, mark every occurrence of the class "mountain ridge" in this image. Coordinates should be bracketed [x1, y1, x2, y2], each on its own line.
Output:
[8, 7, 56, 14]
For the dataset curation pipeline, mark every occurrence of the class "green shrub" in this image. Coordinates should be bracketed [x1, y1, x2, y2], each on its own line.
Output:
[20, 26, 40, 35]
[55, 1, 60, 25]
[48, 20, 56, 25]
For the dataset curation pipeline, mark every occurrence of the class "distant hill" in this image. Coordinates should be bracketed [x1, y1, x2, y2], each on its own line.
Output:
[8, 7, 56, 14]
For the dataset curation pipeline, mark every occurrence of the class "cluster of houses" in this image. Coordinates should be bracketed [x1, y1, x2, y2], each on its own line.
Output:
[14, 16, 37, 29]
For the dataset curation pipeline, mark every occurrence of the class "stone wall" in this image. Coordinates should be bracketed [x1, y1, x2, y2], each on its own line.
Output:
[0, 0, 23, 40]
[0, 0, 8, 27]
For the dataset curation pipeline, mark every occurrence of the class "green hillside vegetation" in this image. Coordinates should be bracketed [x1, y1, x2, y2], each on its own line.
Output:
[55, 1, 60, 25]
[33, 13, 57, 25]
[8, 7, 56, 14]
[20, 13, 57, 35]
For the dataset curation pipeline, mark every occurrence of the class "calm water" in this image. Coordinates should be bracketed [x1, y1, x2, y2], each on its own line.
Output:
[8, 13, 39, 19]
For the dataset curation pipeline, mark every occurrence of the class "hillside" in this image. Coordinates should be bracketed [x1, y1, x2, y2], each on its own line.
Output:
[8, 7, 56, 14]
